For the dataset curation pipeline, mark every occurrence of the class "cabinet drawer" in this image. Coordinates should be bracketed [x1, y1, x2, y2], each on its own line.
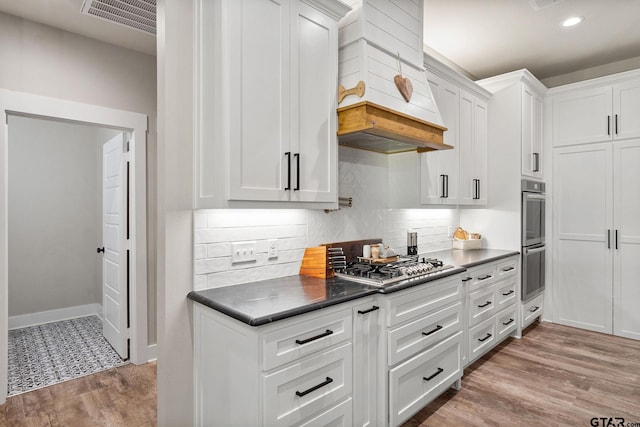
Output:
[522, 294, 544, 329]
[386, 276, 461, 327]
[387, 302, 462, 366]
[464, 264, 497, 292]
[262, 308, 352, 370]
[468, 316, 496, 365]
[496, 307, 517, 341]
[468, 285, 496, 327]
[496, 257, 518, 279]
[496, 279, 517, 311]
[263, 343, 352, 427]
[297, 397, 352, 427]
[389, 331, 462, 427]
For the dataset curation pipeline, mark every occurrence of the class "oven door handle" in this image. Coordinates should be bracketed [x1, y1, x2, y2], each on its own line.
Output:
[524, 194, 546, 200]
[524, 245, 545, 255]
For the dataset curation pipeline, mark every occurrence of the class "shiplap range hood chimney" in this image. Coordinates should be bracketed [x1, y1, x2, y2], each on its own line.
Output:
[336, 0, 449, 154]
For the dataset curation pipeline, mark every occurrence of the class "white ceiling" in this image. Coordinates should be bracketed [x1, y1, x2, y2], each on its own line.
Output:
[2, 0, 640, 85]
[423, 0, 640, 83]
[0, 0, 155, 56]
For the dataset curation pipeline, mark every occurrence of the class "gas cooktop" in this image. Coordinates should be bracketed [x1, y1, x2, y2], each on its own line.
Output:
[334, 255, 454, 287]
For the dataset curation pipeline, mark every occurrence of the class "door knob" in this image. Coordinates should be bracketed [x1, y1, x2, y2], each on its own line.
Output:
[97, 247, 105, 253]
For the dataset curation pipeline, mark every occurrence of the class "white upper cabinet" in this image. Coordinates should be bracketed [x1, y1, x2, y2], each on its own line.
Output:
[458, 93, 488, 206]
[522, 84, 544, 178]
[196, 0, 350, 208]
[421, 72, 459, 205]
[551, 76, 640, 147]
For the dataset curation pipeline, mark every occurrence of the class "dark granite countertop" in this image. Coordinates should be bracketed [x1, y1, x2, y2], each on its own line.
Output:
[426, 248, 520, 269]
[188, 248, 520, 326]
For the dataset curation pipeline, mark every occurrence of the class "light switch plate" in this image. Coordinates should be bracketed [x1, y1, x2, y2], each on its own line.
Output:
[231, 241, 257, 263]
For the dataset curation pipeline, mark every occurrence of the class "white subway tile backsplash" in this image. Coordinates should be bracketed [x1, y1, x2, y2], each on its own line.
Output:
[194, 244, 207, 260]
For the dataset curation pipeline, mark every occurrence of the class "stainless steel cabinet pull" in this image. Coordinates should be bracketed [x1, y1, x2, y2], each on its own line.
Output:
[607, 115, 611, 135]
[533, 153, 540, 172]
[422, 325, 443, 336]
[423, 368, 444, 382]
[477, 301, 492, 308]
[357, 306, 379, 315]
[607, 229, 611, 249]
[478, 275, 492, 281]
[615, 114, 619, 135]
[295, 377, 333, 397]
[530, 306, 539, 313]
[462, 276, 473, 282]
[284, 152, 291, 190]
[295, 329, 333, 345]
[502, 290, 514, 296]
[502, 318, 515, 326]
[445, 175, 449, 198]
[478, 333, 492, 342]
[615, 229, 619, 250]
[502, 267, 514, 272]
[440, 174, 446, 198]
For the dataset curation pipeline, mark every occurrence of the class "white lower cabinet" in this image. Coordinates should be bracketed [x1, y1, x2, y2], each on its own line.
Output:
[522, 294, 544, 330]
[388, 331, 462, 427]
[463, 255, 519, 367]
[263, 343, 352, 427]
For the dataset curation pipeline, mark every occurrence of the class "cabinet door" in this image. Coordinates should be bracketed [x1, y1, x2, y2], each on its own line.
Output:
[352, 300, 381, 427]
[522, 85, 544, 178]
[552, 86, 612, 146]
[421, 73, 459, 205]
[458, 90, 475, 205]
[473, 98, 488, 205]
[613, 140, 640, 340]
[228, 0, 291, 201]
[613, 80, 640, 140]
[553, 144, 613, 334]
[290, 1, 337, 202]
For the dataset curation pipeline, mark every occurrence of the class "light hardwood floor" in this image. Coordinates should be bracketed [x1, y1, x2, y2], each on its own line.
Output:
[402, 321, 640, 427]
[0, 362, 156, 427]
[1, 322, 639, 427]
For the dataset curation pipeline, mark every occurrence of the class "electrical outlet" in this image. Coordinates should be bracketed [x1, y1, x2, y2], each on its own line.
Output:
[448, 226, 454, 238]
[268, 239, 278, 259]
[231, 241, 257, 263]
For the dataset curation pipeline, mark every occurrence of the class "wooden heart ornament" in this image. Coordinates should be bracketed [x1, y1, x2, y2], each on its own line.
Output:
[394, 74, 413, 102]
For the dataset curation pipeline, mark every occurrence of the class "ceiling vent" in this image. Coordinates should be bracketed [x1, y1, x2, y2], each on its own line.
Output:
[81, 0, 156, 35]
[529, 0, 563, 11]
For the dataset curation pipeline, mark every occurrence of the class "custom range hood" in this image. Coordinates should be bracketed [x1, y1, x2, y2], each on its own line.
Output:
[336, 0, 449, 154]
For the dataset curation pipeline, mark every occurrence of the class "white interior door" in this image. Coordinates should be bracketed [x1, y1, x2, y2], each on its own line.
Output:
[102, 132, 129, 359]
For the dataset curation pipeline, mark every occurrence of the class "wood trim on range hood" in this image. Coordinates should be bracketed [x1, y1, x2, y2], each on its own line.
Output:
[337, 101, 450, 154]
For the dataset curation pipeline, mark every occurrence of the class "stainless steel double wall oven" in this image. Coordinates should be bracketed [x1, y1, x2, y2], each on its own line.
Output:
[521, 179, 546, 302]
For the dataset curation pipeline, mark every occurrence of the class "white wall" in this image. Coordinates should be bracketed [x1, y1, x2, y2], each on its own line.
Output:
[0, 11, 157, 344]
[8, 116, 101, 316]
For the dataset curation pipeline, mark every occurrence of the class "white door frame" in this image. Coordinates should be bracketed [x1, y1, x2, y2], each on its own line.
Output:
[0, 89, 148, 404]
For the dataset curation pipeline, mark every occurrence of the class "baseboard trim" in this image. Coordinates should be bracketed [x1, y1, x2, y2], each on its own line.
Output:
[9, 303, 103, 330]
[146, 344, 158, 362]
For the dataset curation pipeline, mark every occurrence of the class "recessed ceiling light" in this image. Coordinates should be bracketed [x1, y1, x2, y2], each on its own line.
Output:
[562, 16, 584, 27]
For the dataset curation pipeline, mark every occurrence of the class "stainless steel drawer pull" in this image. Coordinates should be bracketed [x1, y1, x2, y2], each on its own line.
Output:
[501, 290, 515, 296]
[478, 333, 492, 342]
[462, 277, 473, 282]
[477, 301, 492, 308]
[502, 318, 515, 326]
[529, 306, 540, 313]
[357, 306, 379, 315]
[295, 329, 333, 345]
[422, 325, 443, 337]
[295, 377, 333, 397]
[423, 368, 444, 382]
[502, 266, 514, 272]
[478, 275, 492, 281]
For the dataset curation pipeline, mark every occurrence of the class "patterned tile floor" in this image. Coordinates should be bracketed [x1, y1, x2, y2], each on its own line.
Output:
[7, 315, 128, 396]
